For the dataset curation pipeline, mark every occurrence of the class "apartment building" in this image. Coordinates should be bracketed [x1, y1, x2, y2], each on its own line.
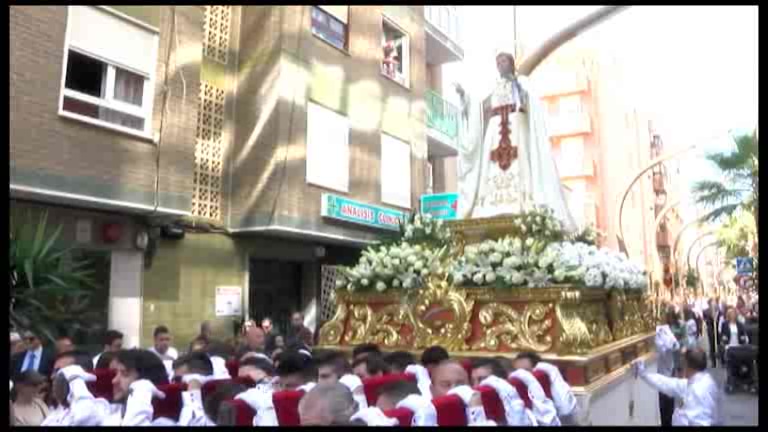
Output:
[9, 5, 463, 347]
[529, 47, 686, 294]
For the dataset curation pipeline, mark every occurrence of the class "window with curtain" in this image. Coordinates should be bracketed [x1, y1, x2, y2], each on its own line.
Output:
[60, 6, 158, 136]
[311, 6, 348, 51]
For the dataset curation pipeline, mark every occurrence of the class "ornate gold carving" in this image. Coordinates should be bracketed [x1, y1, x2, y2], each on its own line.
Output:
[471, 302, 554, 352]
[318, 303, 348, 346]
[346, 305, 374, 345]
[366, 304, 411, 347]
[556, 304, 593, 355]
[410, 275, 475, 351]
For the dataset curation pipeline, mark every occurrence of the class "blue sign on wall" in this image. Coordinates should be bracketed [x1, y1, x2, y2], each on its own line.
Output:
[321, 194, 407, 231]
[420, 193, 459, 220]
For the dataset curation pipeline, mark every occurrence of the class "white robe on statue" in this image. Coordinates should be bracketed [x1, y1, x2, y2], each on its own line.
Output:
[457, 75, 577, 232]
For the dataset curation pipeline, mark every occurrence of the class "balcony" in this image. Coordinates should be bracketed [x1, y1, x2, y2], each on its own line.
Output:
[548, 112, 592, 137]
[426, 90, 459, 157]
[424, 6, 464, 64]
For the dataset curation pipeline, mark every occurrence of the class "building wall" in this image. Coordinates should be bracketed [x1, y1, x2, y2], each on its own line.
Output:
[229, 6, 428, 240]
[9, 6, 202, 213]
[141, 232, 246, 348]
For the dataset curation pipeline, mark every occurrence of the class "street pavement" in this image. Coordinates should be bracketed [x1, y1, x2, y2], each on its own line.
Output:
[699, 322, 759, 426]
[710, 366, 759, 426]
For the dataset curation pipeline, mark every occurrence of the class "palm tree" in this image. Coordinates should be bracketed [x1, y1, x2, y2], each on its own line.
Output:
[692, 130, 758, 289]
[692, 131, 758, 230]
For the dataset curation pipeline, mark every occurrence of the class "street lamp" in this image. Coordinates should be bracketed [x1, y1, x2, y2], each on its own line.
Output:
[616, 145, 697, 259]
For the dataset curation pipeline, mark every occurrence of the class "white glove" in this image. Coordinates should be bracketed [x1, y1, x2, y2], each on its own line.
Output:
[58, 365, 97, 383]
[350, 407, 398, 426]
[339, 374, 363, 392]
[447, 385, 478, 406]
[129, 379, 166, 400]
[297, 382, 317, 393]
[396, 394, 438, 426]
[405, 364, 433, 398]
[631, 359, 646, 377]
[181, 374, 214, 386]
[10, 380, 13, 391]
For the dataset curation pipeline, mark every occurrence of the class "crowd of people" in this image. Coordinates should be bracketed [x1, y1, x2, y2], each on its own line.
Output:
[9, 308, 580, 426]
[8, 294, 757, 426]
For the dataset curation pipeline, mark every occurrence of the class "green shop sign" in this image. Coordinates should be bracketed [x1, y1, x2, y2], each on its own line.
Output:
[420, 193, 459, 220]
[321, 194, 407, 231]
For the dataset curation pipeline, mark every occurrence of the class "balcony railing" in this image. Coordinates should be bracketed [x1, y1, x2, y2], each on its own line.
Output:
[424, 6, 461, 46]
[426, 90, 459, 141]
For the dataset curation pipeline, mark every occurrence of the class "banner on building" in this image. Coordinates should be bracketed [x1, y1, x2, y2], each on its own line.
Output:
[215, 286, 242, 317]
[321, 193, 407, 231]
[420, 193, 459, 220]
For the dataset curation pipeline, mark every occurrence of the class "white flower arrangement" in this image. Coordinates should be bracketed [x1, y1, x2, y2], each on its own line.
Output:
[335, 208, 649, 293]
[453, 237, 648, 290]
[402, 213, 451, 243]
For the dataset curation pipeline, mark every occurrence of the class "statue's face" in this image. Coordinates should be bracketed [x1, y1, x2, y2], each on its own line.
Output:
[496, 54, 515, 75]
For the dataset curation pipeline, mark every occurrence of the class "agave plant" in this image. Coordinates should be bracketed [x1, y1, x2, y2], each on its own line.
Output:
[10, 211, 101, 344]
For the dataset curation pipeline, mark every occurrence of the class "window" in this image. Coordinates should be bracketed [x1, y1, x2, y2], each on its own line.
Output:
[311, 6, 348, 51]
[60, 6, 159, 137]
[558, 94, 583, 116]
[381, 18, 410, 87]
[381, 134, 412, 209]
[558, 136, 585, 177]
[306, 102, 350, 193]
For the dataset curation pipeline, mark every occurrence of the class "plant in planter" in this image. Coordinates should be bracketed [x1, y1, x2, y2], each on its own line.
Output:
[10, 211, 101, 344]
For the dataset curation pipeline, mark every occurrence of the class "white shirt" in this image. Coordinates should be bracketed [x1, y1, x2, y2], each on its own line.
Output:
[728, 323, 740, 347]
[41, 378, 159, 426]
[149, 346, 179, 361]
[92, 353, 102, 369]
[22, 346, 43, 372]
[640, 371, 720, 426]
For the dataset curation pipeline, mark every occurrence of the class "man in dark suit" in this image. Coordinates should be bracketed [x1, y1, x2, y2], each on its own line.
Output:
[10, 331, 54, 378]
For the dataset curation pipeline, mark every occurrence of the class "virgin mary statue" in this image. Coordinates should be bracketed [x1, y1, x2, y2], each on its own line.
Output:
[455, 50, 577, 232]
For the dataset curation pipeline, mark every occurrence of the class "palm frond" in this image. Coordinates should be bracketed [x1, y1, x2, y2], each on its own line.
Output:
[702, 203, 741, 222]
[691, 180, 744, 208]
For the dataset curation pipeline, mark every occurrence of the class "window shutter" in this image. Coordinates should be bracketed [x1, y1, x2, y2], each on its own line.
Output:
[67, 6, 158, 76]
[306, 102, 350, 192]
[381, 134, 412, 209]
[318, 6, 349, 24]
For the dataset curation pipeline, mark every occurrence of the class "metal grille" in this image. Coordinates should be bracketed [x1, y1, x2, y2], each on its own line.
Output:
[191, 82, 225, 220]
[320, 265, 340, 323]
[203, 6, 231, 64]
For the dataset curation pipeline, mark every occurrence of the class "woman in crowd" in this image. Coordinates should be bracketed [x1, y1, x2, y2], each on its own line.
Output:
[11, 371, 49, 426]
[683, 307, 699, 350]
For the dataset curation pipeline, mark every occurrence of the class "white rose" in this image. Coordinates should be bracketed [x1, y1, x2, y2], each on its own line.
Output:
[375, 281, 387, 292]
[511, 271, 525, 285]
[485, 272, 497, 283]
[403, 279, 414, 289]
[392, 258, 402, 267]
[453, 274, 465, 285]
[472, 273, 485, 284]
[347, 283, 356, 292]
[489, 253, 503, 264]
[360, 278, 369, 287]
[392, 278, 401, 288]
[525, 238, 534, 247]
[407, 255, 417, 264]
[479, 243, 491, 253]
[414, 261, 424, 271]
[335, 279, 346, 288]
[420, 269, 429, 277]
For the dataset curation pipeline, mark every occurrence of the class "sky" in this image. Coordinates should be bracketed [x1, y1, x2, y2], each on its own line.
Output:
[444, 6, 758, 222]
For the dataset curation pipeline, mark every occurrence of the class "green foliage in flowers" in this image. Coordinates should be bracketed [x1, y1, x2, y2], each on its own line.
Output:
[10, 211, 101, 344]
